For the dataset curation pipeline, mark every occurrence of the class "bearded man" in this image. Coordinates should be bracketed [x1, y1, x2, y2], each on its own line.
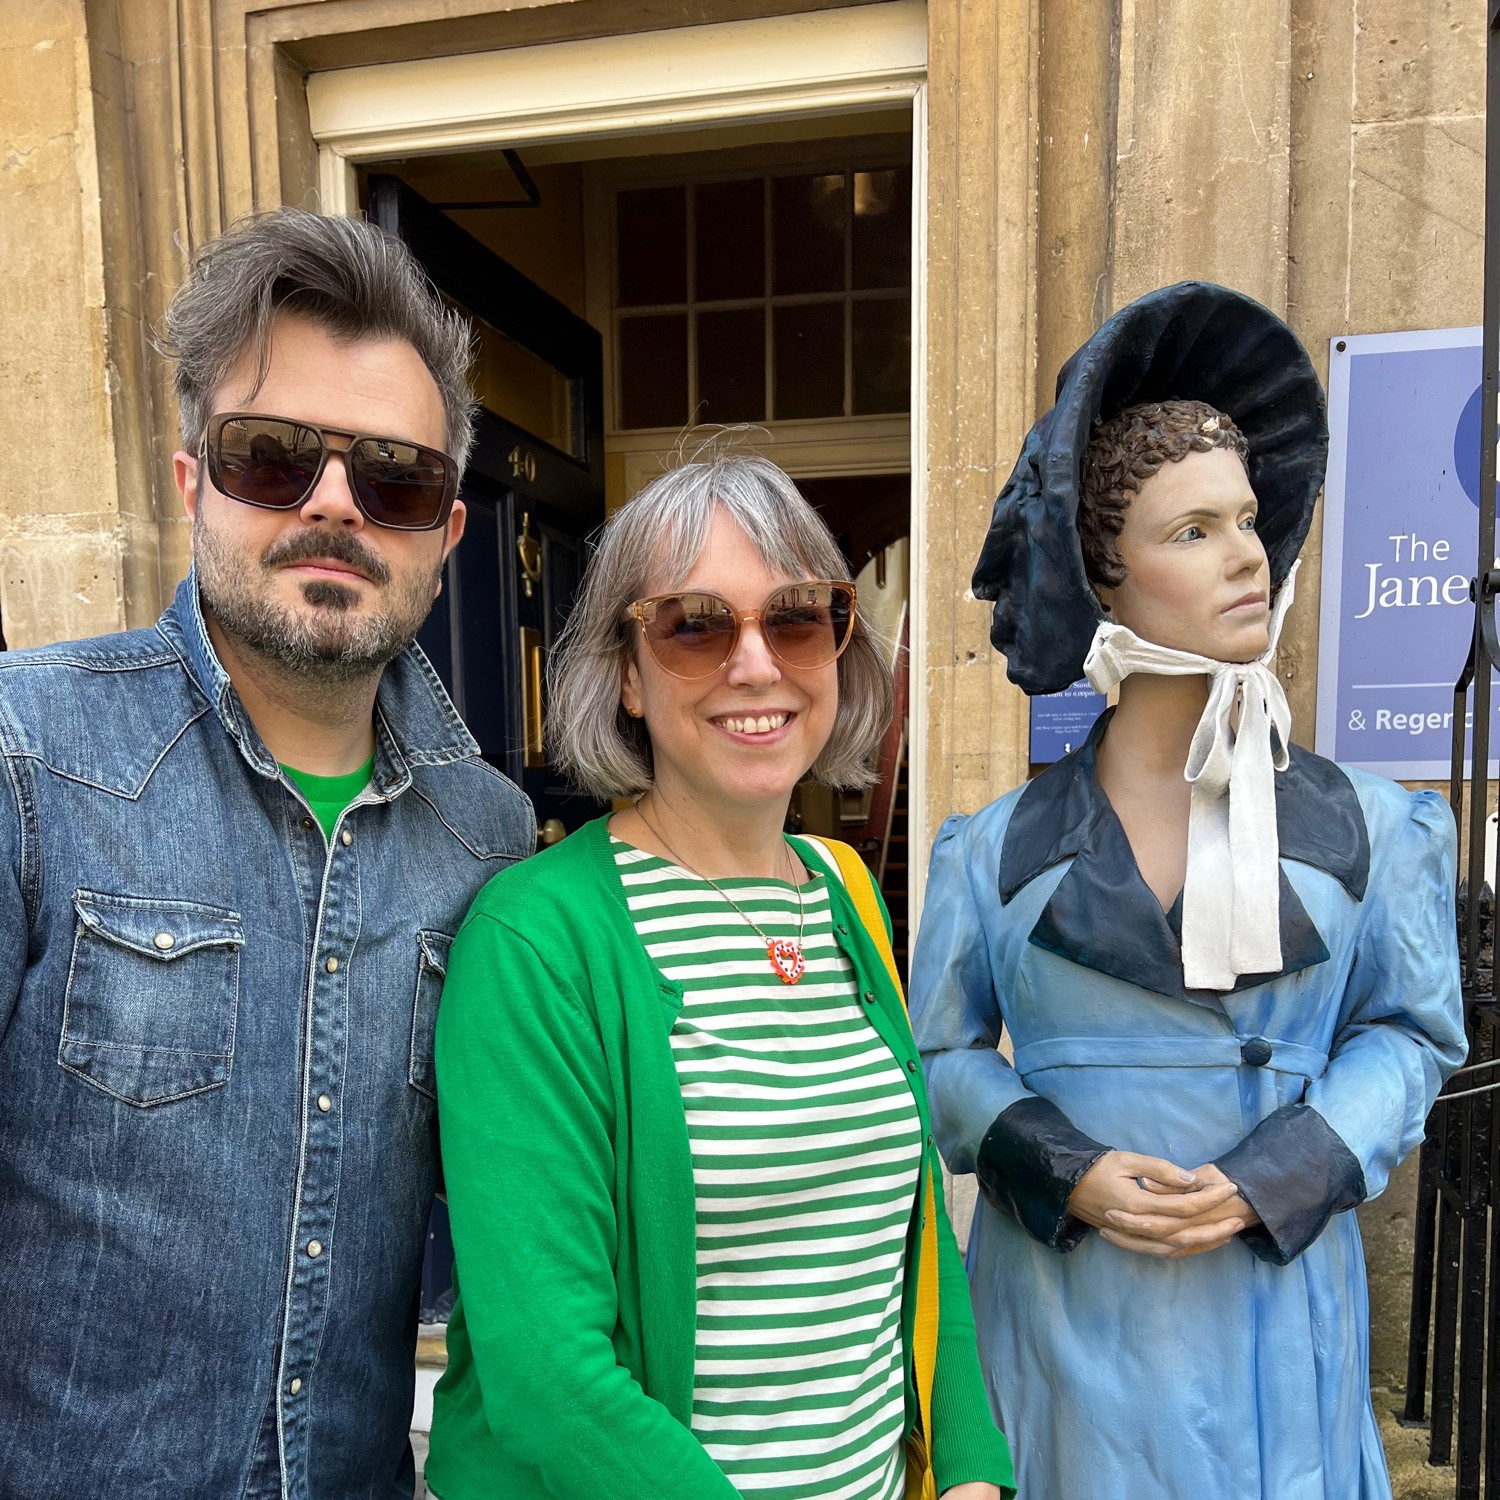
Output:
[0, 208, 534, 1499]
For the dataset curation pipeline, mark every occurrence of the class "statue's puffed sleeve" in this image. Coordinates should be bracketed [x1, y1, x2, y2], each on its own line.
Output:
[1217, 789, 1467, 1265]
[911, 814, 1108, 1252]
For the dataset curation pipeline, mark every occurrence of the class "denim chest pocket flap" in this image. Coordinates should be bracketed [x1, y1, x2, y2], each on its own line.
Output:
[409, 928, 453, 1099]
[62, 890, 244, 1107]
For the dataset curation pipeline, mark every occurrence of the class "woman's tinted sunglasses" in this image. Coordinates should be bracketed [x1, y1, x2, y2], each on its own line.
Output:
[625, 581, 857, 679]
[202, 412, 459, 532]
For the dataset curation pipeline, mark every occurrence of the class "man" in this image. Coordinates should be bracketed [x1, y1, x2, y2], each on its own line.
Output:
[0, 208, 534, 1499]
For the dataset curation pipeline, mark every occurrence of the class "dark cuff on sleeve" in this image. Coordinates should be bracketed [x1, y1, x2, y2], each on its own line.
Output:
[975, 1096, 1109, 1252]
[1215, 1103, 1367, 1266]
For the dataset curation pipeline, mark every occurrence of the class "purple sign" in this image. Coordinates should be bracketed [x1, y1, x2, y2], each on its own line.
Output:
[1316, 327, 1492, 777]
[1030, 679, 1107, 764]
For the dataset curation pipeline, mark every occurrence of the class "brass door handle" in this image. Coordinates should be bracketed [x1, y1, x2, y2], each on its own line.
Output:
[521, 627, 544, 769]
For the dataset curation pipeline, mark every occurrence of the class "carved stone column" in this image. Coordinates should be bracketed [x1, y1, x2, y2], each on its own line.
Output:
[922, 0, 1040, 851]
[0, 0, 132, 646]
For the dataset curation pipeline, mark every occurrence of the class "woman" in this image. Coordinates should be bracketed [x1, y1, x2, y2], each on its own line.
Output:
[425, 450, 1014, 1500]
[909, 282, 1467, 1499]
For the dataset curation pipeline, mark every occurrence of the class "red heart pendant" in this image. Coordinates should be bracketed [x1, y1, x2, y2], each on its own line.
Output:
[768, 938, 805, 984]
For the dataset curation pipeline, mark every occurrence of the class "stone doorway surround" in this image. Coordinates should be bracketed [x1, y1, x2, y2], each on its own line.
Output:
[304, 5, 943, 904]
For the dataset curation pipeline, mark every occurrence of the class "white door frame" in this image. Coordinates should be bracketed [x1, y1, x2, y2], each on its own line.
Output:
[306, 3, 935, 919]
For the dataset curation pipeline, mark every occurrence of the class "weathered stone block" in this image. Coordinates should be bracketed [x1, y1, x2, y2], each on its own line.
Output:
[0, 525, 124, 648]
[1114, 0, 1293, 312]
[1359, 1149, 1421, 1391]
[943, 1168, 978, 1252]
[0, 31, 84, 155]
[1355, 0, 1484, 124]
[1279, 512, 1324, 746]
[0, 0, 85, 51]
[953, 658, 996, 758]
[1349, 115, 1484, 331]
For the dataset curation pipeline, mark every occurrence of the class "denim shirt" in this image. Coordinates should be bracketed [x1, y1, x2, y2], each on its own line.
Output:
[0, 574, 534, 1500]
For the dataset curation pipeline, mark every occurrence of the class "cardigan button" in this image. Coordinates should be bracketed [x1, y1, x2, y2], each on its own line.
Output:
[906, 1059, 918, 1074]
[1240, 1036, 1273, 1067]
[861, 990, 875, 1004]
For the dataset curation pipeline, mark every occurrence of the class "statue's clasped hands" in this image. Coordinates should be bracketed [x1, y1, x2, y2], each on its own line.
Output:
[1066, 1151, 1261, 1258]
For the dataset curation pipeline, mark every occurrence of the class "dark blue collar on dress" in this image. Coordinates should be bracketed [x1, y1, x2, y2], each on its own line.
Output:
[998, 711, 1370, 1006]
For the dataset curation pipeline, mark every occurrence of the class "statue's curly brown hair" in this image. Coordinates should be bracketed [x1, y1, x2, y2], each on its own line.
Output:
[1077, 398, 1251, 590]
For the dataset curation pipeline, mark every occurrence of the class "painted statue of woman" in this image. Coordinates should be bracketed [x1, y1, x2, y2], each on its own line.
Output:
[909, 282, 1467, 1499]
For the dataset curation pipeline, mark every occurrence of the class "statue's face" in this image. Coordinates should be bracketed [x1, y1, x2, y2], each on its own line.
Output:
[1095, 446, 1271, 662]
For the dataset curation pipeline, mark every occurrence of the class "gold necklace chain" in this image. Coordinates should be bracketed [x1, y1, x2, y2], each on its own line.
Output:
[633, 800, 807, 983]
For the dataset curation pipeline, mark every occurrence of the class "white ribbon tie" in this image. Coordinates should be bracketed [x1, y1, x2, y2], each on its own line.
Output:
[1082, 561, 1300, 991]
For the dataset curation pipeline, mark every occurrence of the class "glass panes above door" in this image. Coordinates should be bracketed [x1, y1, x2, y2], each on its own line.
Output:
[613, 166, 911, 430]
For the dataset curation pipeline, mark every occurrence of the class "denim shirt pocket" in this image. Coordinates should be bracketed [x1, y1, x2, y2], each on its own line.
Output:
[409, 928, 453, 1100]
[61, 890, 243, 1107]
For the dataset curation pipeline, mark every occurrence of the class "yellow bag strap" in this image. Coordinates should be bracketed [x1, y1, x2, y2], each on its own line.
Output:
[816, 839, 940, 1496]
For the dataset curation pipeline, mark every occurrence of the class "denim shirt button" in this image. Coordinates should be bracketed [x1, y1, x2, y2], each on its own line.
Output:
[340, 829, 353, 847]
[288, 1378, 302, 1396]
[316, 1094, 332, 1113]
[152, 931, 175, 951]
[325, 956, 339, 973]
[300, 816, 316, 832]
[307, 1240, 323, 1259]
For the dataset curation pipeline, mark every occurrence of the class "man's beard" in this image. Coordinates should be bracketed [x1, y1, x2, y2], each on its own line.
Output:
[194, 512, 444, 683]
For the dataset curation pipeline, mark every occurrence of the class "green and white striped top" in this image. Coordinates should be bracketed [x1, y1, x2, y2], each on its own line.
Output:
[612, 836, 923, 1500]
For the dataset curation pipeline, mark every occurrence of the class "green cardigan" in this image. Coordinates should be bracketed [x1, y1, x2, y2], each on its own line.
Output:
[426, 816, 1015, 1500]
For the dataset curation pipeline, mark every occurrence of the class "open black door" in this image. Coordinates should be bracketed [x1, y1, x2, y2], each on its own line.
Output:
[368, 174, 608, 1322]
[369, 172, 607, 840]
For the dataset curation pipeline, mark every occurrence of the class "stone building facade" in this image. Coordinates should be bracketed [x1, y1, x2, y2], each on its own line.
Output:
[1, 0, 1483, 829]
[0, 0, 1486, 1400]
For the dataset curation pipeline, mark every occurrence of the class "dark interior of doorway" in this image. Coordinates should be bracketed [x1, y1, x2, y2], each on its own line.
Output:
[791, 471, 911, 978]
[366, 140, 919, 1319]
[367, 174, 611, 1328]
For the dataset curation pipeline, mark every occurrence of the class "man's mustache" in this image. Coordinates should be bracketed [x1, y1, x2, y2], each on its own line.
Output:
[262, 529, 391, 587]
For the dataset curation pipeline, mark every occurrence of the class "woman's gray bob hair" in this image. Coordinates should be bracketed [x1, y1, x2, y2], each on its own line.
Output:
[549, 450, 895, 800]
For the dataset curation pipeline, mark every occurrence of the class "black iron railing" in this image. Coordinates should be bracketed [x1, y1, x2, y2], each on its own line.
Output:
[1401, 8, 1500, 1495]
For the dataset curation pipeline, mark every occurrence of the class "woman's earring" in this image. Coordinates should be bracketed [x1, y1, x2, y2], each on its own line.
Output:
[623, 703, 643, 719]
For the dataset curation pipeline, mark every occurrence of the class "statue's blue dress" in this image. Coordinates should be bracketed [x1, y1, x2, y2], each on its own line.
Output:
[910, 715, 1465, 1500]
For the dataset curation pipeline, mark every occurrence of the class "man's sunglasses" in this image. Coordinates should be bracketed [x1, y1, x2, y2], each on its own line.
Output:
[202, 412, 459, 532]
[624, 582, 857, 679]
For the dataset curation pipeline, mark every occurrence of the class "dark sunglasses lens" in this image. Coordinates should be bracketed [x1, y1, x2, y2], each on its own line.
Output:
[764, 584, 855, 668]
[213, 418, 320, 508]
[349, 439, 451, 529]
[643, 593, 737, 676]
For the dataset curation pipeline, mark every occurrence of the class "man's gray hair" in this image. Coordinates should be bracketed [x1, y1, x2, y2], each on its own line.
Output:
[159, 207, 477, 471]
[549, 449, 895, 799]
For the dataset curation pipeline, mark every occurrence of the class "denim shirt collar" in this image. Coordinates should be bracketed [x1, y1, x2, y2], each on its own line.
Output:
[156, 569, 479, 794]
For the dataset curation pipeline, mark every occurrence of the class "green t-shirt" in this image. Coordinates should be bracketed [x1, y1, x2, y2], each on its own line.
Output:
[281, 757, 375, 841]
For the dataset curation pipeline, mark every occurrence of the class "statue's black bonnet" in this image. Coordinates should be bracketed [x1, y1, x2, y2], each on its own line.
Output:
[971, 281, 1328, 694]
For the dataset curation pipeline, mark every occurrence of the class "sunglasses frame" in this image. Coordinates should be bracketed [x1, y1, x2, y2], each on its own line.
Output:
[202, 411, 459, 532]
[624, 579, 859, 680]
